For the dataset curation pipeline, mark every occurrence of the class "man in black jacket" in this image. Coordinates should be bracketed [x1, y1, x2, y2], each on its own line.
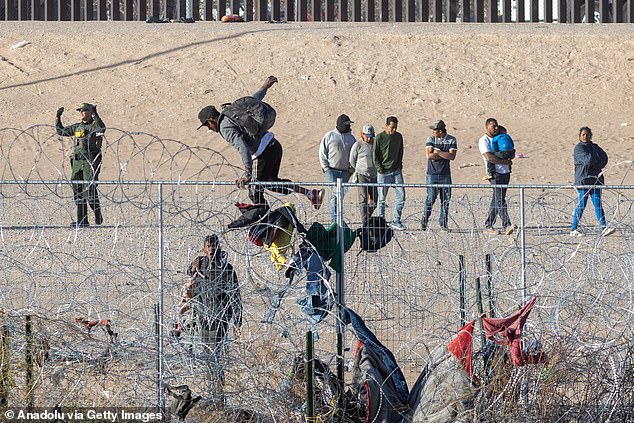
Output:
[177, 234, 242, 400]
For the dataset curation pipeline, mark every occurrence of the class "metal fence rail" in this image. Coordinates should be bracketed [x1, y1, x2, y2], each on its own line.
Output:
[2, 0, 633, 22]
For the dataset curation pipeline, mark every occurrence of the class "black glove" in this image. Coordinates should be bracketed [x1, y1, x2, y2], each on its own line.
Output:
[56, 107, 64, 119]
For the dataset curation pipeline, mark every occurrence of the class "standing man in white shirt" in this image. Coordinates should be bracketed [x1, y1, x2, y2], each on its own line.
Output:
[479, 118, 515, 235]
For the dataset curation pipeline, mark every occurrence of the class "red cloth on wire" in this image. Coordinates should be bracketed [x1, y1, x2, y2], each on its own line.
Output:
[482, 296, 546, 366]
[75, 317, 116, 341]
[75, 317, 111, 332]
[447, 319, 476, 378]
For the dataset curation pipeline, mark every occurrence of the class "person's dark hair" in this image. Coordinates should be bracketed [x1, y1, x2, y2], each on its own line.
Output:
[204, 234, 219, 246]
[497, 125, 507, 134]
[579, 126, 592, 137]
[485, 118, 498, 127]
[386, 116, 398, 126]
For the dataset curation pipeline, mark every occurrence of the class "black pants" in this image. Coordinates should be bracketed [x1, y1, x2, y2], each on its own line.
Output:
[249, 139, 294, 206]
[356, 173, 377, 223]
[485, 172, 512, 228]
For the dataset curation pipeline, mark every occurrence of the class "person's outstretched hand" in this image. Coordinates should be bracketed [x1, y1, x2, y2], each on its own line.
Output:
[262, 76, 278, 90]
[56, 107, 64, 119]
[235, 176, 251, 189]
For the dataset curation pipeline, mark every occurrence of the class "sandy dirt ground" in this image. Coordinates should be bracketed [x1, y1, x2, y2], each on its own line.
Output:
[0, 21, 633, 185]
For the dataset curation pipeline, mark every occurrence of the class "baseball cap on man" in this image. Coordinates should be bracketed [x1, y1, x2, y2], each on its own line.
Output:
[362, 124, 375, 138]
[429, 120, 446, 131]
[76, 103, 94, 112]
[336, 114, 353, 127]
[197, 106, 220, 129]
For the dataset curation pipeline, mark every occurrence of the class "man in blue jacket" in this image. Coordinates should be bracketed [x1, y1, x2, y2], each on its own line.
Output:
[570, 127, 614, 237]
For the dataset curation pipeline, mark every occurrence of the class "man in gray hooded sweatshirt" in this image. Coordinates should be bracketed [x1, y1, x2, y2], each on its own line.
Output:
[319, 114, 356, 222]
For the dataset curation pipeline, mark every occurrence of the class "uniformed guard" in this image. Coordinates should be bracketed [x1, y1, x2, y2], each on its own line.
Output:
[55, 103, 106, 227]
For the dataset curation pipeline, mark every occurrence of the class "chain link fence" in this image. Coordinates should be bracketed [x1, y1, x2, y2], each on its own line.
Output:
[1, 126, 633, 420]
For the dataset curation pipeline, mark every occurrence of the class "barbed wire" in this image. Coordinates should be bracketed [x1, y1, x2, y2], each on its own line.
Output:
[0, 125, 633, 421]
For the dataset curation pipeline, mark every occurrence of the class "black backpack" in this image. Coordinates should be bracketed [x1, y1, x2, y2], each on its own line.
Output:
[359, 217, 393, 253]
[227, 203, 269, 229]
[221, 96, 276, 138]
[247, 206, 293, 247]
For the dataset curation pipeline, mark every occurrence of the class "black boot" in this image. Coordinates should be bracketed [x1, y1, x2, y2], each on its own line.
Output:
[94, 207, 103, 225]
[90, 201, 103, 225]
[71, 203, 89, 228]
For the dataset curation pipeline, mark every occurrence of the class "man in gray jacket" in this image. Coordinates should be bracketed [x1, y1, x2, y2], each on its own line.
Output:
[197, 76, 323, 209]
[349, 124, 377, 223]
[319, 114, 356, 222]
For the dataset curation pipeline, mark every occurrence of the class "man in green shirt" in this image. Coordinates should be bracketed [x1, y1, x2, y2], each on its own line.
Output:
[372, 116, 406, 230]
[56, 103, 105, 227]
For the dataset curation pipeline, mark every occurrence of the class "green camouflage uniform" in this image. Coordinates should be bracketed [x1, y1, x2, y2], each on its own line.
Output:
[56, 110, 105, 224]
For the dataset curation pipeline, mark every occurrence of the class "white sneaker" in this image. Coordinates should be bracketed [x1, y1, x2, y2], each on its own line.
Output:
[601, 227, 615, 237]
[390, 221, 406, 231]
[570, 230, 583, 237]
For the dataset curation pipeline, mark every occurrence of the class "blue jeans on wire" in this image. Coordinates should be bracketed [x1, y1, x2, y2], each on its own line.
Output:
[325, 169, 351, 223]
[572, 188, 606, 230]
[377, 169, 406, 224]
[423, 174, 452, 228]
